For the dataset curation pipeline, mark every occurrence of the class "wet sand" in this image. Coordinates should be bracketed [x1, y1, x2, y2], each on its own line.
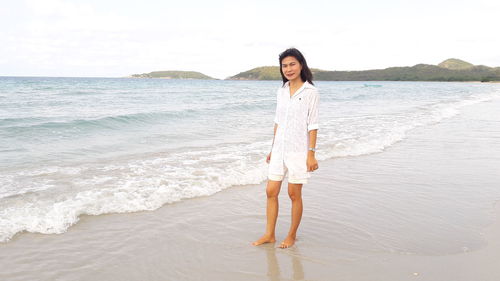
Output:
[1, 98, 500, 281]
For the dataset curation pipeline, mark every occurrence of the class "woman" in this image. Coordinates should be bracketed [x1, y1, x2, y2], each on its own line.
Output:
[253, 48, 319, 248]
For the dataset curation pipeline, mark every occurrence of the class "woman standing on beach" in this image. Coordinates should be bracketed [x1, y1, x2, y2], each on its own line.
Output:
[253, 48, 319, 248]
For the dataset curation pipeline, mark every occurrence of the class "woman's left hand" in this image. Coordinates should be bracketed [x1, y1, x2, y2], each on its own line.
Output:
[307, 156, 319, 172]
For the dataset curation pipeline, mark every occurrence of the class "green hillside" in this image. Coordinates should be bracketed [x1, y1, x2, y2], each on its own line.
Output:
[438, 58, 474, 70]
[227, 59, 500, 82]
[230, 66, 281, 80]
[230, 66, 326, 81]
[314, 64, 499, 82]
[130, 70, 214, 79]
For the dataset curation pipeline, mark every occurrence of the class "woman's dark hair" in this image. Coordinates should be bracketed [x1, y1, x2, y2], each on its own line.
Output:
[278, 48, 314, 86]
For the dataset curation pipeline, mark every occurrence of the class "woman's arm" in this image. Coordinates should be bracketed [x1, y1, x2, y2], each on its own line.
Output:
[267, 123, 278, 163]
[306, 89, 319, 171]
[307, 129, 318, 171]
[308, 129, 317, 153]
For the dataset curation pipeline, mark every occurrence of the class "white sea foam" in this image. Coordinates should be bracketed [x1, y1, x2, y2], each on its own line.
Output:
[0, 141, 270, 242]
[317, 91, 497, 160]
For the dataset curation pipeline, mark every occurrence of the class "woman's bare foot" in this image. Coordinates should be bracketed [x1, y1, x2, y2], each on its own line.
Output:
[279, 236, 296, 248]
[252, 234, 276, 246]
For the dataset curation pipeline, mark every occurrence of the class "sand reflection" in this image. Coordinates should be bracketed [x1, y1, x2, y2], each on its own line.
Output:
[264, 245, 305, 281]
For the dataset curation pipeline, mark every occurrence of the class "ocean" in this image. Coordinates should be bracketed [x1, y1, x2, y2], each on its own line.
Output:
[1, 77, 499, 243]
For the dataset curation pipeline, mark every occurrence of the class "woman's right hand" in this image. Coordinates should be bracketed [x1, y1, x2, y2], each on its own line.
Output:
[266, 152, 272, 164]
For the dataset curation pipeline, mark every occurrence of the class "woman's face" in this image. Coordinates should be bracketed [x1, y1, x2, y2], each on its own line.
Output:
[281, 56, 302, 82]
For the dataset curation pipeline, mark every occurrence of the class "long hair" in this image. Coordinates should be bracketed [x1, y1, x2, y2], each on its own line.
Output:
[278, 48, 314, 86]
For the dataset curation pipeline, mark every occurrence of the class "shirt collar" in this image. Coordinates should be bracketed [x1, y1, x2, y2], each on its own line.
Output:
[283, 80, 315, 90]
[283, 81, 315, 99]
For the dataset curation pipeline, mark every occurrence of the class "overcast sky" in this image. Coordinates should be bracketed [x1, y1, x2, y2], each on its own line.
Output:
[1, 0, 499, 79]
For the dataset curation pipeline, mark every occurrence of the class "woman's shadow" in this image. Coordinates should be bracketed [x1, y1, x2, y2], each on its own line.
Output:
[264, 245, 305, 281]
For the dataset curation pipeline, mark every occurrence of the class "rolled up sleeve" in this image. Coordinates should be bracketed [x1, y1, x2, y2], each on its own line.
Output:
[307, 90, 319, 131]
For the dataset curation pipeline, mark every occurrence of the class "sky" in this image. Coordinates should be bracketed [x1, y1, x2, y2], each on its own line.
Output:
[1, 0, 499, 79]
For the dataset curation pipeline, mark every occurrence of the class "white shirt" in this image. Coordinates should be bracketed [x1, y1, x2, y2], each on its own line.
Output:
[268, 81, 319, 179]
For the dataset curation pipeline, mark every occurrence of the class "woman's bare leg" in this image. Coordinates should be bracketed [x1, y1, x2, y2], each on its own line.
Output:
[252, 179, 282, 246]
[279, 183, 303, 248]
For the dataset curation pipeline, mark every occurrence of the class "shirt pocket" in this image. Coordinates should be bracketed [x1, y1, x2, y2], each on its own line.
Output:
[290, 96, 308, 121]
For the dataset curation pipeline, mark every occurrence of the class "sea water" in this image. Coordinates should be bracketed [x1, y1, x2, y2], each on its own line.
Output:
[1, 77, 499, 242]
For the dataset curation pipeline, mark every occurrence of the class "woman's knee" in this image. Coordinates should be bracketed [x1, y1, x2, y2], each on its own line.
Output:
[288, 184, 302, 201]
[266, 181, 281, 198]
[288, 191, 302, 201]
[266, 188, 279, 198]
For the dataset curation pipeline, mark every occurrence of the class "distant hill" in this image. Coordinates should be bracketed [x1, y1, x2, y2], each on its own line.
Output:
[227, 59, 500, 82]
[130, 70, 214, 79]
[230, 66, 325, 81]
[230, 66, 281, 80]
[438, 58, 474, 70]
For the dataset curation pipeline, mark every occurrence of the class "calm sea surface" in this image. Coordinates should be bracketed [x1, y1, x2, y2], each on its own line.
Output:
[1, 77, 499, 242]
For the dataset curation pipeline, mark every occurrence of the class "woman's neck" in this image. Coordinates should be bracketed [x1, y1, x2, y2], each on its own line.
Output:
[289, 78, 305, 89]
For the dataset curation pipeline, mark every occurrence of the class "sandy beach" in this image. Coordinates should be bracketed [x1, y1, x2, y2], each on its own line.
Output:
[1, 97, 500, 281]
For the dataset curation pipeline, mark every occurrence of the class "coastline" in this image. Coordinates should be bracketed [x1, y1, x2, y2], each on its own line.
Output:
[1, 97, 500, 280]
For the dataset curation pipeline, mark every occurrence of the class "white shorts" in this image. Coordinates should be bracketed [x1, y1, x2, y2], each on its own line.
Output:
[268, 164, 308, 184]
